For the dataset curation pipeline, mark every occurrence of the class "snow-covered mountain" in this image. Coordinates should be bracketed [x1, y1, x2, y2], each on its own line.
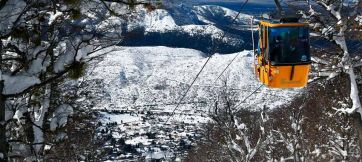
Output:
[120, 5, 256, 53]
[81, 46, 300, 160]
[129, 5, 253, 32]
[193, 5, 253, 26]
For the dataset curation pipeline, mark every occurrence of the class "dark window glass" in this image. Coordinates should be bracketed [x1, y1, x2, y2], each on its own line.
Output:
[268, 27, 310, 64]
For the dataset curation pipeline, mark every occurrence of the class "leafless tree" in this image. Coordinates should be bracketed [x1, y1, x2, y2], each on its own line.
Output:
[0, 0, 159, 160]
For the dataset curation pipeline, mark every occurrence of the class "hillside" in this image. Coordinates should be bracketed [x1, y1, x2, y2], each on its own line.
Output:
[79, 46, 300, 160]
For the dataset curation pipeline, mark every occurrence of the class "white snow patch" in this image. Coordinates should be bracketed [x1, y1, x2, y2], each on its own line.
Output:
[44, 145, 52, 151]
[193, 5, 253, 25]
[48, 11, 63, 25]
[27, 58, 48, 75]
[181, 24, 223, 38]
[144, 9, 177, 32]
[5, 109, 14, 121]
[50, 104, 73, 131]
[145, 151, 166, 160]
[309, 32, 320, 37]
[355, 15, 362, 25]
[97, 16, 124, 34]
[0, 0, 26, 34]
[53, 48, 75, 73]
[13, 108, 26, 121]
[2, 74, 40, 95]
[125, 136, 151, 145]
[100, 112, 141, 124]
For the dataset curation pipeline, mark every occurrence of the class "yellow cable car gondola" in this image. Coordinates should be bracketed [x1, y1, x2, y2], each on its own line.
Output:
[254, 17, 311, 88]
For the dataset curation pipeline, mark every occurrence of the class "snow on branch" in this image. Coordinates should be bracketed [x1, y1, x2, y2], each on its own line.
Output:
[32, 85, 51, 154]
[2, 75, 40, 95]
[50, 104, 73, 131]
[307, 0, 362, 118]
[311, 56, 329, 65]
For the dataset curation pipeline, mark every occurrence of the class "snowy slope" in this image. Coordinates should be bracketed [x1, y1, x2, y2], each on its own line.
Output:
[87, 46, 298, 119]
[82, 46, 300, 160]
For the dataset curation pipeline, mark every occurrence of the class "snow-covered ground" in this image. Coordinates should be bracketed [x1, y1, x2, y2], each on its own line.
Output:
[83, 46, 300, 160]
[88, 46, 297, 113]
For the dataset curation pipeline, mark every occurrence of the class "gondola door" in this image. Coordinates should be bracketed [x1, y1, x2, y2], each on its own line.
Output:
[256, 24, 271, 86]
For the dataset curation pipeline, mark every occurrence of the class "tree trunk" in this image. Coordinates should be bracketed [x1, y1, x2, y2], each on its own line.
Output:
[347, 68, 362, 160]
[352, 112, 362, 161]
[32, 84, 51, 158]
[0, 39, 7, 161]
[0, 81, 7, 162]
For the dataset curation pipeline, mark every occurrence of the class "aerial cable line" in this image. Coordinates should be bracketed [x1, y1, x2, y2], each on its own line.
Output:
[251, 16, 255, 56]
[234, 84, 264, 111]
[273, 0, 284, 15]
[213, 51, 243, 84]
[165, 0, 250, 123]
[214, 16, 255, 84]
